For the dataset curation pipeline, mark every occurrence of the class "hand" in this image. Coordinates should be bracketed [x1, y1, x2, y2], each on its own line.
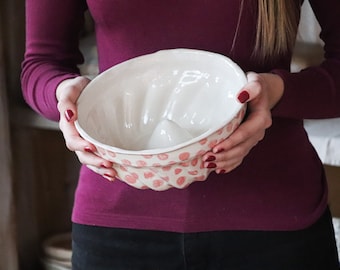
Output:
[202, 72, 284, 174]
[57, 76, 118, 181]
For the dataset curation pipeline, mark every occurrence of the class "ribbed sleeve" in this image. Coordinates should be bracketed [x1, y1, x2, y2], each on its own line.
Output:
[272, 0, 340, 119]
[21, 0, 87, 121]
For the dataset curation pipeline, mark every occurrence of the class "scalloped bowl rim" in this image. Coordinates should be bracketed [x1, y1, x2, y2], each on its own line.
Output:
[75, 49, 247, 156]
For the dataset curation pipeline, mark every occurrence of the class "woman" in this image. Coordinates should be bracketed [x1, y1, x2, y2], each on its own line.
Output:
[21, 0, 340, 269]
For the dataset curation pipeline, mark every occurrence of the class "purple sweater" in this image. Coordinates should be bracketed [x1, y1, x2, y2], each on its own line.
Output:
[21, 0, 340, 232]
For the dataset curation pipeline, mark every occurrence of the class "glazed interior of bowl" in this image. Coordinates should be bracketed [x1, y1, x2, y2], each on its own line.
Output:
[76, 49, 247, 154]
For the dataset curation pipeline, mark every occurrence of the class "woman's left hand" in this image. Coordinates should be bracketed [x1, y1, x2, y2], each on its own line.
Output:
[202, 72, 284, 174]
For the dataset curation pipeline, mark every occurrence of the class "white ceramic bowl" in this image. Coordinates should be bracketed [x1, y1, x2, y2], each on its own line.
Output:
[76, 49, 247, 191]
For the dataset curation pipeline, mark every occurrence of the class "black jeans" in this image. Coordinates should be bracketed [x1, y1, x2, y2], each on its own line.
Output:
[72, 208, 339, 270]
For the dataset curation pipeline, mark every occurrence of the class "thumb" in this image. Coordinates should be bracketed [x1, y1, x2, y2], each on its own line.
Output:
[237, 72, 261, 104]
[57, 76, 91, 122]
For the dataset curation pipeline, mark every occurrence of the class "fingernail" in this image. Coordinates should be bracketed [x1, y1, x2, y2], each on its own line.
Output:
[65, 109, 74, 122]
[237, 90, 249, 103]
[104, 174, 115, 181]
[206, 156, 216, 162]
[218, 170, 226, 174]
[215, 148, 224, 154]
[101, 163, 111, 169]
[84, 146, 93, 153]
[207, 163, 217, 168]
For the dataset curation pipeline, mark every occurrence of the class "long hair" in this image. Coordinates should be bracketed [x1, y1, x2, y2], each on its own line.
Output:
[234, 0, 300, 61]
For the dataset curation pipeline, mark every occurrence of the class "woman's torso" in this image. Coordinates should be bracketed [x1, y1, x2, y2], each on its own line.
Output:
[72, 0, 327, 232]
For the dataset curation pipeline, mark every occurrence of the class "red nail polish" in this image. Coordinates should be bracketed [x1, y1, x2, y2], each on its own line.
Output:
[84, 147, 93, 153]
[206, 156, 216, 162]
[207, 163, 217, 168]
[219, 170, 226, 174]
[238, 90, 250, 103]
[101, 163, 110, 169]
[65, 109, 74, 122]
[215, 148, 224, 154]
[104, 174, 115, 181]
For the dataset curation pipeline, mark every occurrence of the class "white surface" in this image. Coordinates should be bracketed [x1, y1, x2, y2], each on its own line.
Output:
[296, 1, 322, 45]
[146, 119, 194, 149]
[304, 118, 340, 167]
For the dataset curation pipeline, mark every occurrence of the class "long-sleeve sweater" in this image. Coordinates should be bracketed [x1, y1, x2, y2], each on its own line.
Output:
[21, 0, 340, 232]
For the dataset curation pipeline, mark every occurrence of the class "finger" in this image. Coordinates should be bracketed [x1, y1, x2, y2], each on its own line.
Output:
[203, 150, 243, 174]
[203, 137, 253, 173]
[215, 159, 243, 174]
[57, 76, 90, 122]
[212, 112, 266, 154]
[237, 72, 262, 103]
[57, 78, 92, 152]
[57, 76, 90, 103]
[76, 149, 109, 167]
[59, 117, 93, 152]
[77, 150, 116, 176]
[212, 138, 256, 170]
[86, 165, 117, 182]
[202, 113, 267, 171]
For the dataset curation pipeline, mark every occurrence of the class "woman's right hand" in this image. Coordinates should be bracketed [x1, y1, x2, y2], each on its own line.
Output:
[56, 76, 117, 181]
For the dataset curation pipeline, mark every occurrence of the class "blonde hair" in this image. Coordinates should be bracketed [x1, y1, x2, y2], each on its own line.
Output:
[234, 0, 300, 60]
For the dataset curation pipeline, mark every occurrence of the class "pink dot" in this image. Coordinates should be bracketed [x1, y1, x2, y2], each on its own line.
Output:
[108, 151, 116, 157]
[119, 165, 128, 172]
[179, 152, 190, 161]
[226, 122, 234, 132]
[188, 170, 198, 175]
[162, 165, 172, 171]
[125, 174, 138, 184]
[208, 140, 218, 148]
[217, 128, 223, 135]
[199, 138, 208, 145]
[122, 159, 132, 165]
[180, 162, 190, 167]
[144, 171, 155, 179]
[176, 176, 186, 186]
[175, 168, 182, 175]
[191, 158, 198, 166]
[157, 153, 169, 160]
[153, 179, 164, 188]
[137, 160, 148, 167]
